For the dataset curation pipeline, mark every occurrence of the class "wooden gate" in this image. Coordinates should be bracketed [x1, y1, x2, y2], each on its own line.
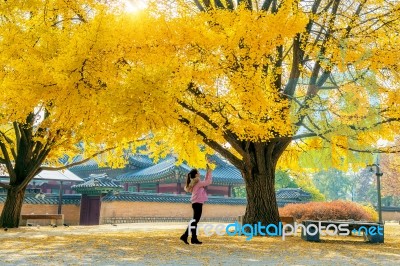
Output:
[79, 195, 101, 225]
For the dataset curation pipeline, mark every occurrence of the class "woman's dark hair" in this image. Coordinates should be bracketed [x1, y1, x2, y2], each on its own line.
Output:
[186, 169, 198, 188]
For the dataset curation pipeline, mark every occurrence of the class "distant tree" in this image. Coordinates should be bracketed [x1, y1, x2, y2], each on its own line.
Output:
[313, 169, 352, 201]
[350, 169, 376, 204]
[380, 139, 400, 206]
[291, 172, 325, 201]
[275, 171, 297, 189]
[233, 186, 246, 198]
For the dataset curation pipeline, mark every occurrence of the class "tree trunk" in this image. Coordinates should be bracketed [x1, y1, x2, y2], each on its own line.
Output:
[0, 186, 27, 228]
[240, 140, 291, 226]
[243, 171, 280, 225]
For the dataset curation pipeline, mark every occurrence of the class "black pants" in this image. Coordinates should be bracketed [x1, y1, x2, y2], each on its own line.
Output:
[182, 203, 203, 240]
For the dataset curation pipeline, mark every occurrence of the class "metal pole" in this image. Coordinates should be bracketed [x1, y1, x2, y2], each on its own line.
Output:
[58, 181, 63, 215]
[367, 160, 384, 224]
[376, 166, 383, 224]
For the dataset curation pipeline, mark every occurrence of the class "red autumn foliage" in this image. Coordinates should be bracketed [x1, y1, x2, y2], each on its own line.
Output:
[279, 200, 375, 222]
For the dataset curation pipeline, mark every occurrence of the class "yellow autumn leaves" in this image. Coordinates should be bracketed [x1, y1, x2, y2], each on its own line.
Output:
[155, 2, 307, 142]
[1, 0, 399, 170]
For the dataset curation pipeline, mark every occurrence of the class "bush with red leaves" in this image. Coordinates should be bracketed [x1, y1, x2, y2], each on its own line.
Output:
[279, 200, 376, 222]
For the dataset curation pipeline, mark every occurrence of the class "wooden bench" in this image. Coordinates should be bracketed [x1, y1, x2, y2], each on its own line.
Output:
[301, 220, 384, 243]
[20, 214, 64, 226]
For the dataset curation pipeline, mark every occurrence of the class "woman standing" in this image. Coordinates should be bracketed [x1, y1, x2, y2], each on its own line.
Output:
[180, 164, 212, 244]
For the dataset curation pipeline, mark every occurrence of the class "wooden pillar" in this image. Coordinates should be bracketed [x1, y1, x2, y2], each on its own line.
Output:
[57, 181, 63, 215]
[228, 185, 232, 197]
[156, 182, 160, 193]
[177, 182, 181, 194]
[124, 183, 129, 191]
[136, 183, 140, 192]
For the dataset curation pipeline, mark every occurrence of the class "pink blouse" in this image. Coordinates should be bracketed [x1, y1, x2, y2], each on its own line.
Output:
[190, 171, 213, 204]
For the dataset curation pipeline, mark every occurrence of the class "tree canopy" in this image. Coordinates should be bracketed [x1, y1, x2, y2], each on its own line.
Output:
[0, 0, 155, 227]
[1, 0, 399, 227]
[122, 0, 400, 224]
[121, 0, 400, 170]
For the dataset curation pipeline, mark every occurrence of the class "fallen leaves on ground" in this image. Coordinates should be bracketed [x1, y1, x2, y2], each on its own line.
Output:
[0, 223, 399, 265]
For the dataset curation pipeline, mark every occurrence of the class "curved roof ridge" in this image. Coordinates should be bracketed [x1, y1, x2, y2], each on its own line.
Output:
[120, 157, 176, 178]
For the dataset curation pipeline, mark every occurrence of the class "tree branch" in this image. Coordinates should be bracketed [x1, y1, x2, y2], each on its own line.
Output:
[225, 0, 235, 10]
[292, 132, 318, 140]
[178, 116, 243, 168]
[261, 0, 273, 11]
[222, 130, 247, 159]
[0, 130, 17, 161]
[329, 139, 400, 154]
[39, 146, 117, 172]
[273, 138, 292, 162]
[238, 0, 253, 10]
[0, 141, 16, 181]
[193, 0, 206, 12]
[13, 122, 21, 154]
[177, 100, 220, 130]
[284, 35, 301, 97]
[214, 0, 225, 9]
[349, 117, 400, 132]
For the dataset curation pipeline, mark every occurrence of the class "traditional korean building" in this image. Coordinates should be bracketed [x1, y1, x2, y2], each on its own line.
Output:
[68, 153, 313, 203]
[69, 173, 312, 225]
[115, 155, 243, 197]
[1, 153, 313, 226]
[69, 154, 244, 197]
[71, 174, 123, 225]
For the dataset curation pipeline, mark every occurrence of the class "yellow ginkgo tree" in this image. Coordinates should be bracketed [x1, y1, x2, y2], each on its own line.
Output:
[125, 0, 400, 225]
[0, 0, 154, 228]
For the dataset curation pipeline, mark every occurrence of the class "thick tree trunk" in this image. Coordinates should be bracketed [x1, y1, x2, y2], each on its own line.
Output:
[240, 140, 291, 226]
[0, 117, 52, 228]
[243, 171, 280, 225]
[0, 186, 27, 228]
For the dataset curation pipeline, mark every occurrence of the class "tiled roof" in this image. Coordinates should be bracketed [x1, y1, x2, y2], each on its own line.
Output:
[102, 191, 310, 206]
[102, 192, 247, 205]
[0, 194, 81, 205]
[69, 151, 154, 172]
[117, 157, 178, 182]
[117, 157, 244, 185]
[82, 173, 108, 181]
[0, 189, 310, 206]
[128, 154, 154, 168]
[71, 177, 123, 190]
[276, 188, 312, 200]
[1, 169, 83, 182]
[277, 199, 305, 207]
[68, 155, 108, 171]
[208, 154, 231, 167]
[205, 166, 243, 185]
[69, 160, 102, 171]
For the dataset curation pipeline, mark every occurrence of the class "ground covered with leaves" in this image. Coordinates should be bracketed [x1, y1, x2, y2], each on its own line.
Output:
[0, 223, 399, 265]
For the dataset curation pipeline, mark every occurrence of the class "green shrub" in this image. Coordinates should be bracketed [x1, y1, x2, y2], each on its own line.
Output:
[279, 200, 376, 222]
